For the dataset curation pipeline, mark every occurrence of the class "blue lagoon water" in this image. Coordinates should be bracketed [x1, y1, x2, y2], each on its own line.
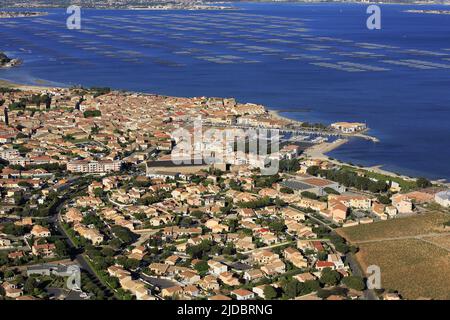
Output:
[1, 3, 450, 180]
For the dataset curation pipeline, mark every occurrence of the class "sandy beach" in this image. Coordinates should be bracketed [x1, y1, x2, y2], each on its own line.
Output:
[302, 138, 448, 185]
[304, 138, 350, 161]
[0, 78, 58, 91]
[303, 135, 427, 182]
[268, 109, 301, 126]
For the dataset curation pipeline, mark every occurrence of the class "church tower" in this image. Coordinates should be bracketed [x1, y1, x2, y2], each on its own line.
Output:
[3, 106, 9, 125]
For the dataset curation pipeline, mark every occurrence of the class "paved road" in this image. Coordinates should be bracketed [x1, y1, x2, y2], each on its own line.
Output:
[131, 230, 158, 247]
[56, 212, 114, 298]
[345, 253, 378, 301]
[140, 273, 178, 290]
[51, 180, 115, 298]
[139, 273, 177, 299]
[289, 206, 378, 300]
[241, 241, 294, 255]
[107, 194, 133, 208]
[288, 205, 333, 229]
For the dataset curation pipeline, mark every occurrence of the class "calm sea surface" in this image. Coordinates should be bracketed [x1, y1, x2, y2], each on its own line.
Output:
[1, 3, 450, 181]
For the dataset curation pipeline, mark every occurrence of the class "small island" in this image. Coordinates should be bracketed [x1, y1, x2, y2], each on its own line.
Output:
[0, 52, 22, 68]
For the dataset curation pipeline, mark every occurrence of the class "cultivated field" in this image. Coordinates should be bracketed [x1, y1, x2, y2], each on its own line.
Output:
[356, 239, 450, 300]
[337, 211, 449, 242]
[337, 211, 450, 300]
[422, 234, 450, 251]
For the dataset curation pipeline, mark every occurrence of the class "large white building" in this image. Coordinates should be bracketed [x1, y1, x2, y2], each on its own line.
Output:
[67, 159, 121, 173]
[331, 122, 367, 133]
[0, 148, 19, 160]
[435, 191, 450, 208]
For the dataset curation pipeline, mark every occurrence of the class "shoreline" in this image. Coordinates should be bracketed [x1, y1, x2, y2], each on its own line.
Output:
[0, 77, 446, 184]
[304, 138, 448, 185]
[270, 108, 447, 184]
[304, 139, 409, 180]
[0, 78, 58, 91]
[1, 2, 449, 10]
[268, 109, 300, 126]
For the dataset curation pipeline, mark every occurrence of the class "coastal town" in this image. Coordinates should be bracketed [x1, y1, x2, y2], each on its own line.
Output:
[0, 0, 235, 10]
[0, 83, 449, 301]
[404, 9, 450, 15]
[0, 11, 47, 19]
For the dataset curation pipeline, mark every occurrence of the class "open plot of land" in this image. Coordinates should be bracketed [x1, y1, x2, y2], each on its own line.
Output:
[337, 212, 450, 300]
[421, 234, 450, 251]
[356, 239, 450, 300]
[337, 212, 449, 243]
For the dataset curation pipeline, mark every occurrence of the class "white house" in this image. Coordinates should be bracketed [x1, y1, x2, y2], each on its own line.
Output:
[435, 191, 450, 208]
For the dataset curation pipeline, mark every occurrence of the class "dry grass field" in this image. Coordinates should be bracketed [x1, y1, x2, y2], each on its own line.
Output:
[337, 211, 450, 300]
[356, 239, 450, 300]
[337, 211, 449, 242]
[422, 234, 450, 251]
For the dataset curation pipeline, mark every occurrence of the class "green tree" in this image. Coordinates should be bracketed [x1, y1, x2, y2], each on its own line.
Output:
[0, 252, 8, 265]
[263, 285, 278, 299]
[342, 276, 365, 291]
[279, 159, 300, 173]
[186, 240, 213, 260]
[280, 187, 294, 194]
[226, 219, 239, 233]
[334, 242, 349, 254]
[108, 276, 120, 289]
[306, 166, 320, 176]
[111, 226, 136, 245]
[83, 110, 102, 118]
[191, 210, 205, 220]
[377, 194, 391, 205]
[179, 217, 193, 228]
[18, 181, 33, 188]
[319, 268, 341, 286]
[194, 261, 209, 275]
[301, 191, 318, 200]
[269, 220, 286, 233]
[317, 251, 327, 261]
[416, 177, 432, 188]
[101, 247, 116, 257]
[24, 277, 38, 294]
[300, 280, 321, 295]
[1, 222, 27, 236]
[82, 214, 103, 228]
[4, 270, 15, 278]
[283, 279, 299, 299]
[222, 244, 236, 256]
[54, 240, 68, 257]
[93, 188, 104, 198]
[324, 187, 340, 195]
[125, 258, 140, 270]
